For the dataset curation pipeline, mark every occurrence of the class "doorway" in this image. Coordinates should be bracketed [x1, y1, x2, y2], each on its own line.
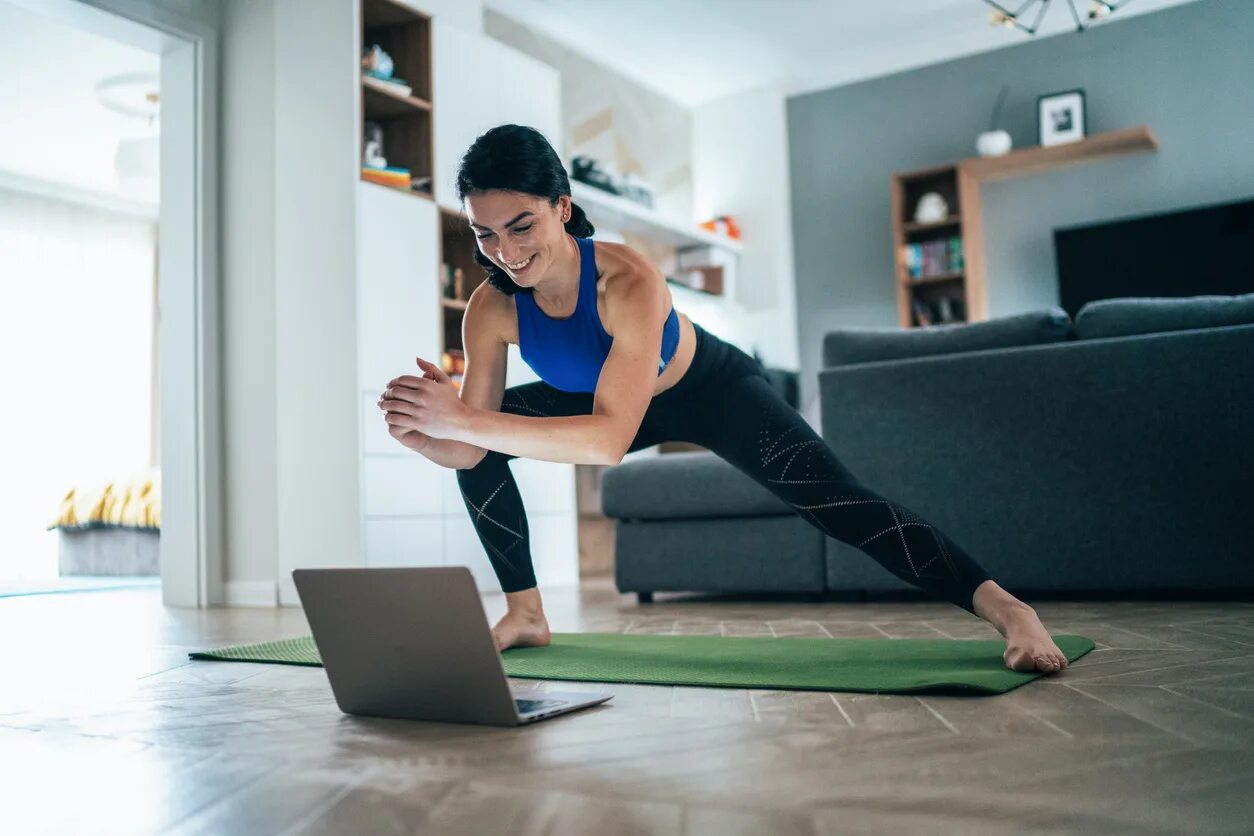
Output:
[0, 0, 221, 606]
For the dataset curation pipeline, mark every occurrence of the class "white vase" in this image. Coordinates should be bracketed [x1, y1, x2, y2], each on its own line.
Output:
[976, 129, 1012, 156]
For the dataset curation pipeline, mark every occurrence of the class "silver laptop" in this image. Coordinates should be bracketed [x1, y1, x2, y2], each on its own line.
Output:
[291, 566, 612, 726]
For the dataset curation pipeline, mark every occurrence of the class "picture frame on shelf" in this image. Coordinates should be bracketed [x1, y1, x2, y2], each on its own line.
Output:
[1037, 88, 1086, 147]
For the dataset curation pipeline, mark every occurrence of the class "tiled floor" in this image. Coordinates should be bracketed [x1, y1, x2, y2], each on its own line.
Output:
[3, 578, 1253, 835]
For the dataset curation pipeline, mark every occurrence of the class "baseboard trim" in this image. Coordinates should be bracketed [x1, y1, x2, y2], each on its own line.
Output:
[223, 580, 278, 608]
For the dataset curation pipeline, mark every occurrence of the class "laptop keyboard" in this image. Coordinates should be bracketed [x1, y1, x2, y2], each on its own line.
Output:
[515, 697, 568, 713]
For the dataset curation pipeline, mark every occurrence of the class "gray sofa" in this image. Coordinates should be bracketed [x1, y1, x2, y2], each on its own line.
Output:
[602, 294, 1254, 603]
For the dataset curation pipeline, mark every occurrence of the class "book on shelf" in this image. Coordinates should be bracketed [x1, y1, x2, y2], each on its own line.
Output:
[903, 236, 964, 279]
[441, 349, 465, 376]
[439, 263, 465, 298]
[911, 295, 966, 327]
[362, 165, 411, 189]
[911, 298, 933, 327]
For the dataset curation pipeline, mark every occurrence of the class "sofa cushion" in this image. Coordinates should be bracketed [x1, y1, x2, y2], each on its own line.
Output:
[822, 308, 1072, 368]
[601, 451, 794, 520]
[1074, 293, 1254, 340]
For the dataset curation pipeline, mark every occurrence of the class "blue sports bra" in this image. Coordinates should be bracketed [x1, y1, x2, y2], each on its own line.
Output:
[515, 235, 680, 393]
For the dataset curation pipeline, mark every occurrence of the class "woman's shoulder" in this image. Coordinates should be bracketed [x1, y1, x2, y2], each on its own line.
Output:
[590, 240, 661, 286]
[467, 280, 519, 345]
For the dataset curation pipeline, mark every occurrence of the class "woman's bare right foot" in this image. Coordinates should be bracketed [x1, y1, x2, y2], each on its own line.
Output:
[491, 609, 551, 651]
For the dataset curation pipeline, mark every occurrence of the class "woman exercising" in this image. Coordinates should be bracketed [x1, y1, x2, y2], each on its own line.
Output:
[378, 124, 1068, 674]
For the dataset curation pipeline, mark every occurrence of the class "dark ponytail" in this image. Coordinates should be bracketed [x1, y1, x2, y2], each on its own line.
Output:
[455, 124, 594, 296]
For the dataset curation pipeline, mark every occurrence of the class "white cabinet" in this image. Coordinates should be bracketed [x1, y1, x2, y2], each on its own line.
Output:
[364, 517, 445, 569]
[358, 15, 578, 592]
[432, 22, 563, 211]
[356, 181, 441, 390]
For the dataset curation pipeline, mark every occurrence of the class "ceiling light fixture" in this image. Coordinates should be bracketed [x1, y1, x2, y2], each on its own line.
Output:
[983, 0, 1134, 36]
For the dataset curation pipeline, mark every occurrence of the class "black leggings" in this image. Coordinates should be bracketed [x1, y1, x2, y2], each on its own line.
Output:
[455, 323, 992, 615]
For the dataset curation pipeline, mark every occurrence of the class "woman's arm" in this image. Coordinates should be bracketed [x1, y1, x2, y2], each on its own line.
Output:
[385, 252, 664, 466]
[415, 435, 489, 470]
[457, 410, 622, 465]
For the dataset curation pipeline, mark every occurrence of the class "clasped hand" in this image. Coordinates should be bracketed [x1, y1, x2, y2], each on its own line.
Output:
[378, 357, 471, 444]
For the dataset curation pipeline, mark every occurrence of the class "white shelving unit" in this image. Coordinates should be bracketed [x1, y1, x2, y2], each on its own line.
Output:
[570, 180, 742, 255]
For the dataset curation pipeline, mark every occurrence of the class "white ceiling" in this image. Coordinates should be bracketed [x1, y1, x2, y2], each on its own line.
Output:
[0, 1, 158, 203]
[484, 0, 1208, 107]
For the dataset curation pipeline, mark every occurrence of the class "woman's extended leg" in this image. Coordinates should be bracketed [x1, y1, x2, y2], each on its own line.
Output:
[675, 371, 1068, 673]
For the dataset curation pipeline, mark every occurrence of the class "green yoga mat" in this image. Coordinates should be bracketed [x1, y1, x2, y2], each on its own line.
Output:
[190, 632, 1094, 695]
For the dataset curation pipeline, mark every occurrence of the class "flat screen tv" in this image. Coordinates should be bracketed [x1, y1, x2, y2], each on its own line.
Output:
[1053, 197, 1254, 318]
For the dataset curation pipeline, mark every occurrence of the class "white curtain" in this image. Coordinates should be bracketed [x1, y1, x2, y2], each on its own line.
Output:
[0, 189, 155, 580]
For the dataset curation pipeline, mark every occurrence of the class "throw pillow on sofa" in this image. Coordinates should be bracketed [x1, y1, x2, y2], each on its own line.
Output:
[822, 307, 1072, 368]
[1074, 292, 1254, 340]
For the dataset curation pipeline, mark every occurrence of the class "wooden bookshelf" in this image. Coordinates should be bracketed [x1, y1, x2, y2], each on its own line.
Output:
[359, 0, 433, 198]
[891, 125, 1159, 328]
[438, 208, 488, 368]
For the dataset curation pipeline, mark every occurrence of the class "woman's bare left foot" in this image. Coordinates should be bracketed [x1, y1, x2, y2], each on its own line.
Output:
[999, 604, 1068, 673]
[973, 581, 1068, 674]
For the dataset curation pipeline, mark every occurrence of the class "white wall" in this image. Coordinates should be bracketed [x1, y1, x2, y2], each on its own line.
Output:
[221, 0, 362, 606]
[690, 83, 799, 371]
[411, 0, 482, 31]
[221, 0, 279, 603]
[272, 0, 361, 606]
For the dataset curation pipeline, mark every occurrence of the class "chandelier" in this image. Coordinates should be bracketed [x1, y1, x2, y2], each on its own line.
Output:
[984, 0, 1134, 35]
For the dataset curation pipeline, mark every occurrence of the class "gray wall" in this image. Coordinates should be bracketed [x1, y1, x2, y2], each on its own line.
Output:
[787, 0, 1254, 410]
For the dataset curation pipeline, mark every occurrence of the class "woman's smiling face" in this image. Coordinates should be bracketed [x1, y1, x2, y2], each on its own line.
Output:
[465, 190, 571, 285]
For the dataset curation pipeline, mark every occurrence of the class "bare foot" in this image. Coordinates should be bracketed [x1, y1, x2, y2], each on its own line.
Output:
[973, 581, 1068, 674]
[491, 609, 552, 652]
[999, 604, 1068, 674]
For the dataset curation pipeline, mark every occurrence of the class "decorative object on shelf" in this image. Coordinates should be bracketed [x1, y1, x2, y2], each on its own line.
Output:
[569, 156, 657, 208]
[617, 172, 655, 208]
[361, 44, 394, 79]
[1038, 88, 1086, 146]
[363, 121, 386, 168]
[698, 215, 742, 240]
[913, 192, 949, 224]
[984, 0, 1132, 36]
[361, 44, 412, 96]
[976, 84, 1013, 157]
[570, 155, 619, 195]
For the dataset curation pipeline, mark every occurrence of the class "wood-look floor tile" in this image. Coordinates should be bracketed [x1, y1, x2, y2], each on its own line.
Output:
[2, 579, 1252, 835]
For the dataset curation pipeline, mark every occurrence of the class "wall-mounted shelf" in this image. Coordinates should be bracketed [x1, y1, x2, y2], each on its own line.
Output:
[362, 77, 431, 118]
[959, 125, 1158, 182]
[902, 216, 961, 234]
[570, 180, 742, 255]
[902, 272, 964, 287]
